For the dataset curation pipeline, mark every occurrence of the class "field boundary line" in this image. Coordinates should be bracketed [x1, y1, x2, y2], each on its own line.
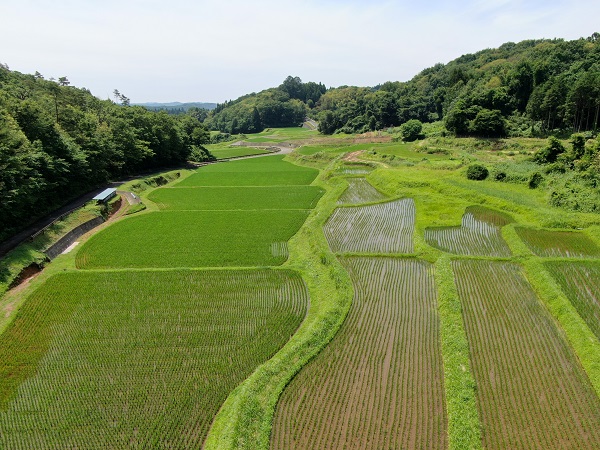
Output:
[435, 257, 483, 450]
[523, 259, 600, 397]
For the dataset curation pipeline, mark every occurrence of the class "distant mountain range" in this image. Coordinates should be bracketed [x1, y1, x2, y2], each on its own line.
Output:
[134, 102, 217, 111]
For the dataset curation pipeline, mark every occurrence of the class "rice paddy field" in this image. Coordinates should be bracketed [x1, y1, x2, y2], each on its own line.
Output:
[324, 198, 415, 254]
[4, 128, 600, 450]
[453, 260, 600, 449]
[0, 270, 308, 448]
[336, 177, 387, 204]
[545, 261, 600, 341]
[178, 155, 319, 186]
[149, 186, 323, 210]
[77, 156, 321, 268]
[271, 257, 447, 450]
[425, 206, 512, 256]
[75, 210, 309, 268]
[516, 227, 600, 257]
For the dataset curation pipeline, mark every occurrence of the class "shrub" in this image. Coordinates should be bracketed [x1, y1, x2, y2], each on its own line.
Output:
[400, 119, 423, 142]
[528, 172, 543, 189]
[466, 164, 489, 180]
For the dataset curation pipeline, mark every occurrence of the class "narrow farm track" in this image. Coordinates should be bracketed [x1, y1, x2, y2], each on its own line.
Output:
[453, 260, 600, 449]
[271, 257, 447, 450]
[324, 198, 415, 253]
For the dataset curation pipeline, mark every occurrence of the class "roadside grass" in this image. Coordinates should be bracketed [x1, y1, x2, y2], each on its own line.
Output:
[0, 204, 103, 297]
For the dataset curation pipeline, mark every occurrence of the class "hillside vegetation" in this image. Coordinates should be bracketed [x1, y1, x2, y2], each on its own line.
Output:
[207, 34, 599, 138]
[0, 66, 212, 241]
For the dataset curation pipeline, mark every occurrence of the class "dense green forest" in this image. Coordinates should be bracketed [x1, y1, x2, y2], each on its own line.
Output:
[316, 33, 600, 136]
[209, 34, 599, 137]
[0, 66, 212, 241]
[206, 77, 326, 134]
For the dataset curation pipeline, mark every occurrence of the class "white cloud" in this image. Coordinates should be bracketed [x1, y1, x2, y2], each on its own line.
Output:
[1, 0, 598, 102]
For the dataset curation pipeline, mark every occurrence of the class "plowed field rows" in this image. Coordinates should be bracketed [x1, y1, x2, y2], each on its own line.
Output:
[337, 178, 387, 204]
[425, 206, 511, 256]
[453, 260, 600, 449]
[546, 261, 600, 341]
[271, 257, 447, 450]
[516, 227, 600, 257]
[324, 199, 415, 253]
[0, 269, 308, 448]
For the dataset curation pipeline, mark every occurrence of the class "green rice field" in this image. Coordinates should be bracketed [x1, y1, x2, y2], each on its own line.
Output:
[76, 210, 309, 268]
[0, 269, 308, 448]
[149, 186, 323, 210]
[425, 206, 512, 257]
[178, 155, 319, 186]
[516, 227, 600, 257]
[336, 178, 387, 205]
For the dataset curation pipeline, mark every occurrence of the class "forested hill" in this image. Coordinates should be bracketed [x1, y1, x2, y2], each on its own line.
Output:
[206, 77, 326, 134]
[317, 34, 600, 136]
[0, 66, 212, 241]
[209, 34, 599, 137]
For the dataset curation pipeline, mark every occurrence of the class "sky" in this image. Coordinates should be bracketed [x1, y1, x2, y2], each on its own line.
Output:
[1, 0, 598, 103]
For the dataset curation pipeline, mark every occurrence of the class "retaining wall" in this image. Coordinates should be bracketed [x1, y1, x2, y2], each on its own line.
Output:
[45, 216, 105, 260]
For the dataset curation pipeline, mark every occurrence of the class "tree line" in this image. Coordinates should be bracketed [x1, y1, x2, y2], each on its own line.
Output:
[206, 76, 326, 134]
[209, 35, 598, 138]
[0, 66, 212, 241]
[312, 34, 599, 137]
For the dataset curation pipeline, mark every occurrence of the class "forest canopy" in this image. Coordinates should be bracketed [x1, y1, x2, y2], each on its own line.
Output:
[0, 66, 212, 241]
[207, 34, 599, 137]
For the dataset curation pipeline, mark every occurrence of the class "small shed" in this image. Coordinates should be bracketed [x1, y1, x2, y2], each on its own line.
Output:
[93, 188, 117, 204]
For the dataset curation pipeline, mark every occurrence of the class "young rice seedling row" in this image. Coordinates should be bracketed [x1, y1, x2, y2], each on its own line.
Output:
[272, 257, 447, 449]
[0, 270, 308, 448]
[453, 260, 600, 449]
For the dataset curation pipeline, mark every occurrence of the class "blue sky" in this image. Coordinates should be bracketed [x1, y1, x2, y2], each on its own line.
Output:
[1, 0, 598, 103]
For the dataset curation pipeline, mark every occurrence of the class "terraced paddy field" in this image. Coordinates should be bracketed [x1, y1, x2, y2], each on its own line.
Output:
[178, 155, 319, 186]
[76, 210, 308, 268]
[336, 178, 387, 205]
[324, 199, 415, 254]
[209, 146, 272, 160]
[0, 269, 308, 449]
[453, 260, 600, 449]
[516, 227, 600, 258]
[425, 206, 512, 257]
[271, 257, 447, 450]
[545, 261, 600, 341]
[149, 186, 324, 211]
